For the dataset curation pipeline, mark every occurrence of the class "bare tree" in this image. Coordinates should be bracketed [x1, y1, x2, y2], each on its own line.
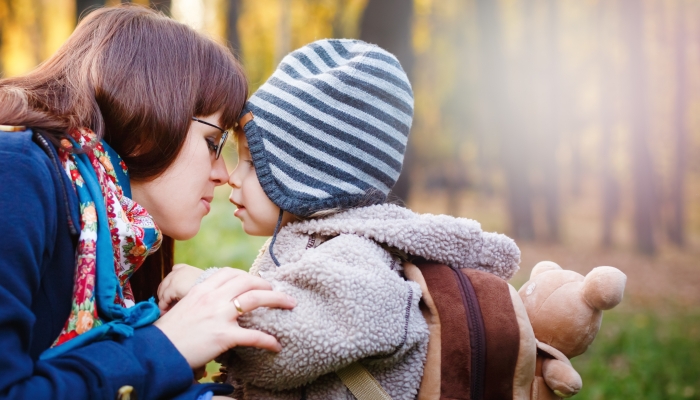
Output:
[436, 3, 473, 216]
[598, 0, 620, 248]
[274, 0, 291, 65]
[76, 0, 103, 22]
[149, 0, 171, 15]
[226, 0, 241, 54]
[0, 0, 6, 78]
[475, 0, 535, 240]
[669, 0, 687, 246]
[625, 0, 657, 254]
[539, 0, 562, 241]
[359, 0, 414, 203]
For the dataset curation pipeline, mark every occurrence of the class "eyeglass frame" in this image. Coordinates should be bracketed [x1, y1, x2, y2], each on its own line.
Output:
[191, 117, 230, 160]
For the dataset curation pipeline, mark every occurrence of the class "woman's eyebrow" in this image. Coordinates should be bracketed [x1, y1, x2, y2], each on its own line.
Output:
[205, 127, 223, 137]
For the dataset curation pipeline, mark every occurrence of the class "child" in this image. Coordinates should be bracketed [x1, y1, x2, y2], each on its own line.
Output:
[161, 39, 520, 399]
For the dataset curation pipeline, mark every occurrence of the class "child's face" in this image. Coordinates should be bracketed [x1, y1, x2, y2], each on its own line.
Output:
[229, 134, 296, 236]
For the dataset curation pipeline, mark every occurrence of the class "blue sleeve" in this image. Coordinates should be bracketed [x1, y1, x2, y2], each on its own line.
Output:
[0, 135, 217, 399]
[174, 384, 234, 400]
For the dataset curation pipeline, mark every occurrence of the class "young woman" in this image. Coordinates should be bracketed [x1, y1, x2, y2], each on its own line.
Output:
[0, 5, 294, 400]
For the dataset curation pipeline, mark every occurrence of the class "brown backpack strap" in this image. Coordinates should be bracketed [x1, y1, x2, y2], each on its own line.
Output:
[403, 263, 442, 399]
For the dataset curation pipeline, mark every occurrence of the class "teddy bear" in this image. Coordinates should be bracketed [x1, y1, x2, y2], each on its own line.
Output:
[518, 261, 627, 399]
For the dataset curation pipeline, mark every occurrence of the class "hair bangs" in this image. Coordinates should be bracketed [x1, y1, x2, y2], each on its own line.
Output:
[195, 40, 248, 131]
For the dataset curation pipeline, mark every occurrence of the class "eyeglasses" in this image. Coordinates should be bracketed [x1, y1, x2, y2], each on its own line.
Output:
[191, 117, 229, 160]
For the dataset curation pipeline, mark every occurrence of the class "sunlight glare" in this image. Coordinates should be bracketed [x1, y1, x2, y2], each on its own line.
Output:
[172, 0, 205, 31]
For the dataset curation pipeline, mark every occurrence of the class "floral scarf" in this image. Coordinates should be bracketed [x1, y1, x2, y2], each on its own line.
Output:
[41, 128, 162, 359]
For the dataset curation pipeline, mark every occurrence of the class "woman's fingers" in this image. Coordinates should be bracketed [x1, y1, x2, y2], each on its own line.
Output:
[229, 289, 296, 318]
[195, 267, 250, 291]
[207, 270, 274, 300]
[230, 326, 282, 352]
[154, 267, 296, 368]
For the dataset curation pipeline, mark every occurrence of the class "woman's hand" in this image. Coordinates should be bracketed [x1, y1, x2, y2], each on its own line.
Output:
[157, 263, 205, 313]
[153, 267, 296, 369]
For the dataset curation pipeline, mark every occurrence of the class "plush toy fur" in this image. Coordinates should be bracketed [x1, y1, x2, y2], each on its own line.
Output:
[518, 261, 627, 399]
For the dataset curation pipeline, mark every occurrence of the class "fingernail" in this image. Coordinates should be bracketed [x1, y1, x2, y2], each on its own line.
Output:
[287, 295, 297, 306]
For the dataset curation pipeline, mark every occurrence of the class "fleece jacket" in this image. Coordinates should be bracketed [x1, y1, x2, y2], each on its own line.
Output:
[207, 203, 520, 399]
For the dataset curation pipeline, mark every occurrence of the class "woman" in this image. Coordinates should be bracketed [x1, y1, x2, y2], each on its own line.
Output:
[0, 5, 294, 400]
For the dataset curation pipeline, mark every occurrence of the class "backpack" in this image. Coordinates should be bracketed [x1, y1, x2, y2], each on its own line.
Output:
[338, 259, 536, 400]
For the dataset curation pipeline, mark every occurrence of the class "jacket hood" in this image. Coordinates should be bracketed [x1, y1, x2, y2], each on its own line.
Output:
[287, 204, 520, 280]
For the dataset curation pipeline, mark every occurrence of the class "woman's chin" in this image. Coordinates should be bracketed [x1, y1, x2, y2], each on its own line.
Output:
[162, 221, 201, 241]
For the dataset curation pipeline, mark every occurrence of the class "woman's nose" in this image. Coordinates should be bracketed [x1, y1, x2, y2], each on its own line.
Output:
[211, 156, 229, 186]
[228, 166, 241, 188]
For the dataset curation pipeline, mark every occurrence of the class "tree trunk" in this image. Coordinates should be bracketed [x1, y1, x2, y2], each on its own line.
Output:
[149, 0, 171, 15]
[76, 0, 103, 22]
[226, 0, 241, 54]
[0, 0, 5, 77]
[570, 131, 582, 197]
[669, 0, 687, 247]
[598, 0, 619, 248]
[359, 0, 414, 203]
[274, 0, 292, 65]
[541, 0, 561, 242]
[475, 0, 535, 240]
[625, 0, 656, 254]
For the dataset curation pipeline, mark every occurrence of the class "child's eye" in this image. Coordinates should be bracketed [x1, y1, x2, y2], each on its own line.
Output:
[245, 159, 255, 167]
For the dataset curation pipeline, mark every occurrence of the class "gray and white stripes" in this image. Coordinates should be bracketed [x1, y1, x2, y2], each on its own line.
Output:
[242, 39, 413, 217]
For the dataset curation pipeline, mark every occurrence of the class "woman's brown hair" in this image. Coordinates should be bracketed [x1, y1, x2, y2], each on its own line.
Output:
[0, 4, 248, 300]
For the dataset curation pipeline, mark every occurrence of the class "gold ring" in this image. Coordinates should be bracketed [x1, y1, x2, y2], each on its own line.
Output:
[233, 297, 244, 315]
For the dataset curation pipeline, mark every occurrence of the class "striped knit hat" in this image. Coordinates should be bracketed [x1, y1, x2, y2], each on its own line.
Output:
[240, 39, 413, 218]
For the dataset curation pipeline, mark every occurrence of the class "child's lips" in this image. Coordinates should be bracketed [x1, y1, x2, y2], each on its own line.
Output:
[233, 204, 245, 217]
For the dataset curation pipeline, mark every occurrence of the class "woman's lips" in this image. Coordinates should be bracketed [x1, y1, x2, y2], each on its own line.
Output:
[200, 198, 212, 214]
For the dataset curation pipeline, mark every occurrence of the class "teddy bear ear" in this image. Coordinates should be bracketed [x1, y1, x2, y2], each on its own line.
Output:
[530, 261, 563, 279]
[582, 267, 627, 310]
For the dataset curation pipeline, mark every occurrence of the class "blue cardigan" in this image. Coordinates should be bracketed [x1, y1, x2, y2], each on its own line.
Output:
[0, 130, 231, 399]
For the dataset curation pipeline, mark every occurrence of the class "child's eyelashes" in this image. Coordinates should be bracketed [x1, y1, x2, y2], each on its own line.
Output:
[245, 159, 255, 167]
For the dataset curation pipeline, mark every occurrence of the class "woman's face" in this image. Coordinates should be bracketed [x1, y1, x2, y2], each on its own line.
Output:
[131, 112, 229, 240]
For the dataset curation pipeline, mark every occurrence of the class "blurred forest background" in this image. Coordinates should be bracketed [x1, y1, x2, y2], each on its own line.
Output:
[2, 0, 699, 398]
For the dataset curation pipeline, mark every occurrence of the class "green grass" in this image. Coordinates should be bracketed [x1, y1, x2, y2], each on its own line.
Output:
[174, 187, 267, 271]
[572, 309, 700, 400]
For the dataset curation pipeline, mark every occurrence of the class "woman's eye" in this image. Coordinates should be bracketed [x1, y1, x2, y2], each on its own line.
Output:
[205, 138, 217, 153]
